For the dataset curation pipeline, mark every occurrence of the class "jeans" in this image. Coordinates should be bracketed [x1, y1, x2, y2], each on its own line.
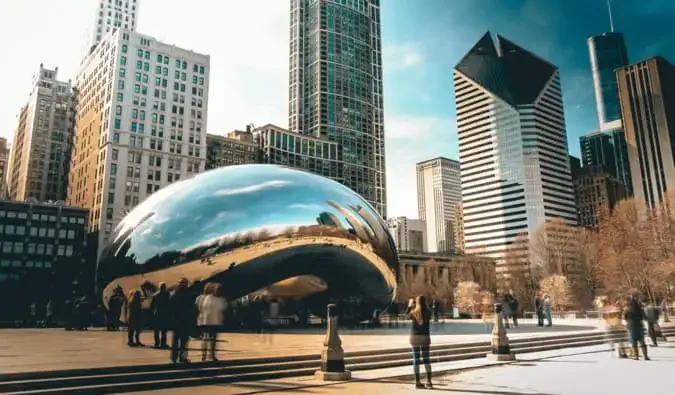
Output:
[628, 326, 645, 348]
[545, 309, 552, 327]
[536, 310, 544, 326]
[171, 330, 190, 362]
[411, 345, 431, 383]
[200, 326, 218, 360]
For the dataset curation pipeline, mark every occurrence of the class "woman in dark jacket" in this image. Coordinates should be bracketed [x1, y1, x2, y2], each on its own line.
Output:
[624, 294, 649, 360]
[126, 290, 143, 347]
[406, 295, 433, 389]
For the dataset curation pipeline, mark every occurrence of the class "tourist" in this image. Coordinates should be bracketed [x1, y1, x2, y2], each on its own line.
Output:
[535, 294, 544, 327]
[624, 293, 649, 360]
[644, 301, 660, 347]
[108, 286, 125, 331]
[602, 298, 628, 358]
[543, 295, 552, 327]
[406, 295, 433, 389]
[500, 294, 512, 329]
[508, 291, 519, 328]
[126, 290, 143, 347]
[170, 277, 194, 363]
[196, 283, 227, 362]
[151, 282, 171, 349]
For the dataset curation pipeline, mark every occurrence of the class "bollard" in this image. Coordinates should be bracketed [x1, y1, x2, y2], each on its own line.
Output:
[486, 303, 516, 361]
[314, 303, 352, 381]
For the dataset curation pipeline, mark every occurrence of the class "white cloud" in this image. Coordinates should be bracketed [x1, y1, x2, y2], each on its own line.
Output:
[213, 180, 291, 197]
[383, 43, 424, 72]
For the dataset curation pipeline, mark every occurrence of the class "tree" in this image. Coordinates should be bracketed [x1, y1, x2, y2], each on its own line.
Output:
[539, 275, 569, 311]
[453, 281, 481, 314]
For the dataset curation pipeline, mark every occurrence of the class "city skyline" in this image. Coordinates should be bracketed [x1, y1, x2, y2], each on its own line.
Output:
[2, 0, 675, 219]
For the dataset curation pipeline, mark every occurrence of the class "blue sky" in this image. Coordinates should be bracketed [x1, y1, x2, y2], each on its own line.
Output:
[1, 0, 674, 219]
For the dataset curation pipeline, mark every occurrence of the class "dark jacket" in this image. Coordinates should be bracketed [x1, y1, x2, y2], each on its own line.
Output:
[127, 297, 142, 326]
[406, 307, 431, 346]
[624, 300, 645, 330]
[151, 290, 170, 323]
[170, 287, 195, 331]
[644, 306, 659, 323]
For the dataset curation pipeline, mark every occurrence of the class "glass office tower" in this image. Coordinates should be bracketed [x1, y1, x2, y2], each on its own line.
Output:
[587, 32, 629, 129]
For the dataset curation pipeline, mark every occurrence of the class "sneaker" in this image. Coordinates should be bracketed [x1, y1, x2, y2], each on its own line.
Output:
[415, 382, 425, 389]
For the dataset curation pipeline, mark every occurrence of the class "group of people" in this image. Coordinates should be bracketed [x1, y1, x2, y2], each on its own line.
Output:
[602, 293, 668, 361]
[111, 278, 228, 363]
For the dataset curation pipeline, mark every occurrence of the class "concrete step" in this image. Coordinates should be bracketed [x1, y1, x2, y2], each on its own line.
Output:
[2, 327, 672, 394]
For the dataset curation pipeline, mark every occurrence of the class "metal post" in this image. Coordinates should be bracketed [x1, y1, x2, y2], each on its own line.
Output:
[315, 304, 352, 381]
[487, 303, 516, 361]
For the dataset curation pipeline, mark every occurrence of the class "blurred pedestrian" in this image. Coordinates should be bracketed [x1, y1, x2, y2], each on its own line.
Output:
[508, 291, 519, 327]
[196, 283, 227, 362]
[602, 298, 628, 358]
[543, 295, 552, 327]
[126, 290, 143, 347]
[535, 294, 544, 327]
[406, 295, 433, 389]
[170, 278, 194, 363]
[644, 302, 660, 347]
[151, 282, 170, 349]
[624, 293, 649, 360]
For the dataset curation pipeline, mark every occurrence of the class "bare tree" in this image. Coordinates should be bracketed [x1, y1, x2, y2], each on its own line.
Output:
[453, 281, 481, 315]
[539, 275, 569, 312]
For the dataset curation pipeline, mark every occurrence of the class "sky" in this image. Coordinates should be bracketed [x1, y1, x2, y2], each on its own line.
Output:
[1, 0, 675, 219]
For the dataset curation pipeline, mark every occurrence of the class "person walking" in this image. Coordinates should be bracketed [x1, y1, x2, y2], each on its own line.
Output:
[406, 295, 433, 389]
[535, 295, 544, 327]
[126, 290, 143, 347]
[602, 299, 628, 358]
[196, 283, 227, 362]
[624, 293, 649, 360]
[170, 277, 194, 363]
[543, 295, 552, 327]
[644, 302, 660, 347]
[151, 282, 171, 349]
[508, 292, 519, 328]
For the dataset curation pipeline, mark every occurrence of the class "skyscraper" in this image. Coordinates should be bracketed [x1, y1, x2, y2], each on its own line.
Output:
[454, 32, 577, 269]
[68, 29, 209, 255]
[416, 157, 461, 253]
[0, 138, 9, 200]
[7, 65, 74, 203]
[91, 0, 140, 50]
[579, 128, 632, 195]
[387, 216, 426, 253]
[288, 0, 386, 217]
[616, 57, 675, 208]
[587, 32, 629, 130]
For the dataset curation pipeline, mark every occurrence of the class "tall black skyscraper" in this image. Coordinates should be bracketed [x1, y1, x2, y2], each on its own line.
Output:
[579, 129, 632, 195]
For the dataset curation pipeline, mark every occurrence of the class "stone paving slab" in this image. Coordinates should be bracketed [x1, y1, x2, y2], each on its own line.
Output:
[0, 319, 600, 374]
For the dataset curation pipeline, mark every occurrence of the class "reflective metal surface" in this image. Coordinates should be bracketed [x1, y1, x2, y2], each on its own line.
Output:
[98, 164, 398, 317]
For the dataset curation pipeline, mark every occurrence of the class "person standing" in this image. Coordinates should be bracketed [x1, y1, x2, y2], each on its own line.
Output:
[170, 278, 194, 363]
[508, 292, 519, 328]
[151, 282, 171, 349]
[535, 295, 544, 327]
[644, 302, 660, 347]
[500, 294, 512, 329]
[543, 295, 552, 327]
[196, 283, 227, 362]
[624, 293, 649, 360]
[406, 295, 433, 389]
[126, 290, 143, 347]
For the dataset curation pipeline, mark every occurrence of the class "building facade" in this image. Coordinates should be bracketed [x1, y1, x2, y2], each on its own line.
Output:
[253, 124, 342, 181]
[91, 0, 139, 50]
[454, 203, 464, 253]
[617, 57, 675, 208]
[0, 138, 8, 200]
[206, 130, 258, 170]
[579, 127, 632, 195]
[573, 165, 627, 227]
[454, 32, 577, 271]
[0, 200, 90, 321]
[289, 0, 386, 216]
[7, 65, 74, 203]
[416, 157, 461, 253]
[587, 32, 629, 130]
[387, 216, 426, 253]
[68, 29, 209, 256]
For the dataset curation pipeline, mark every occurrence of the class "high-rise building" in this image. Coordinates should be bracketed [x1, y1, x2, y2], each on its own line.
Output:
[454, 203, 464, 253]
[206, 130, 259, 170]
[289, 0, 386, 217]
[252, 124, 342, 181]
[616, 57, 675, 208]
[416, 157, 461, 253]
[91, 0, 140, 50]
[579, 128, 632, 195]
[387, 216, 426, 253]
[573, 164, 627, 227]
[454, 32, 577, 270]
[7, 65, 74, 203]
[0, 138, 9, 200]
[68, 29, 209, 255]
[587, 32, 629, 130]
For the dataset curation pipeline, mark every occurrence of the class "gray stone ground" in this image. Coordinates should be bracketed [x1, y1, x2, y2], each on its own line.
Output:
[129, 343, 675, 394]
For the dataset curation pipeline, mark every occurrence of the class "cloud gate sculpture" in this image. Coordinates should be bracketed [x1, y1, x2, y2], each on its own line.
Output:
[97, 164, 398, 320]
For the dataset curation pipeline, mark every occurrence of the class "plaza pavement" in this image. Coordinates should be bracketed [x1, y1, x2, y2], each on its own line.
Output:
[126, 342, 675, 394]
[0, 319, 600, 374]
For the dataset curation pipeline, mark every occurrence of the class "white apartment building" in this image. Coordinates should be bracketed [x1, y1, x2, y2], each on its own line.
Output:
[387, 216, 426, 253]
[68, 29, 209, 256]
[416, 157, 461, 253]
[92, 0, 139, 49]
[454, 33, 576, 272]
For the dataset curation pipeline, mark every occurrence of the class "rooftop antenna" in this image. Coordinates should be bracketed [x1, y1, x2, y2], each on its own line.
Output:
[607, 0, 615, 32]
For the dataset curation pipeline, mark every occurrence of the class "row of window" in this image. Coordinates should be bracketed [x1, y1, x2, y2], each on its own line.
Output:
[0, 211, 84, 224]
[0, 261, 52, 270]
[0, 225, 77, 239]
[0, 242, 75, 256]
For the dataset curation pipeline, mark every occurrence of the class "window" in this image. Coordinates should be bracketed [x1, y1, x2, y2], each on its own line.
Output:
[199, 66, 205, 74]
[135, 72, 142, 81]
[192, 75, 198, 84]
[112, 149, 119, 160]
[67, 230, 75, 239]
[175, 59, 181, 68]
[122, 44, 128, 53]
[142, 74, 149, 83]
[134, 84, 141, 93]
[193, 64, 198, 73]
[156, 65, 162, 74]
[163, 56, 169, 65]
[117, 92, 124, 102]
[119, 68, 126, 77]
[59, 229, 67, 239]
[121, 56, 127, 65]
[136, 60, 143, 69]
[157, 54, 163, 62]
[137, 48, 143, 57]
[182, 61, 187, 69]
[140, 110, 146, 120]
[113, 132, 120, 142]
[175, 70, 180, 79]
[118, 80, 125, 89]
[115, 105, 123, 116]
